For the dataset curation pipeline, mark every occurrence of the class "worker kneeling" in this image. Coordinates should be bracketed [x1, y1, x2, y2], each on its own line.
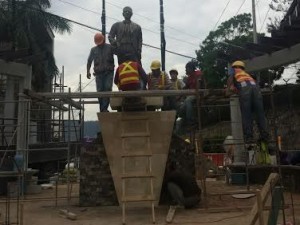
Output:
[166, 162, 201, 209]
[114, 53, 147, 110]
[114, 53, 147, 91]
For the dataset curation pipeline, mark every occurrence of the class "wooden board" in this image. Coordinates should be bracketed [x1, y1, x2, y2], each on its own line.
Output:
[98, 111, 176, 206]
[248, 173, 280, 225]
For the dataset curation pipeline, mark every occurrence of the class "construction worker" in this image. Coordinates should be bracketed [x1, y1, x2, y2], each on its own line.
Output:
[147, 60, 172, 90]
[108, 6, 142, 65]
[227, 60, 269, 144]
[178, 61, 206, 125]
[114, 53, 147, 91]
[147, 60, 175, 110]
[165, 161, 201, 209]
[169, 68, 185, 90]
[87, 32, 114, 112]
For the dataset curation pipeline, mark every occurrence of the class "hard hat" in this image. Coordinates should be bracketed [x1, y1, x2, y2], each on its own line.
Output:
[150, 60, 161, 70]
[94, 33, 104, 45]
[169, 68, 178, 74]
[232, 61, 245, 69]
[184, 138, 190, 144]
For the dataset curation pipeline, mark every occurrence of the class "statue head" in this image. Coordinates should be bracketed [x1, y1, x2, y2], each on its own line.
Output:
[123, 6, 133, 20]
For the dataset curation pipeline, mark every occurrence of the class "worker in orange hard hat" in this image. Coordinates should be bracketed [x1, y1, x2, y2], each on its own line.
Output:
[226, 60, 269, 146]
[94, 32, 105, 45]
[87, 32, 115, 112]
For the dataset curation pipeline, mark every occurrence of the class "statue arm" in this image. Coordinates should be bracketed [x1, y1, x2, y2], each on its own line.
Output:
[137, 25, 143, 55]
[108, 23, 118, 46]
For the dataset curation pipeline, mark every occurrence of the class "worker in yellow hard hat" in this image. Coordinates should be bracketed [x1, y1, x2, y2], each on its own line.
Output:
[147, 60, 175, 110]
[147, 60, 173, 90]
[87, 32, 115, 112]
[226, 60, 269, 147]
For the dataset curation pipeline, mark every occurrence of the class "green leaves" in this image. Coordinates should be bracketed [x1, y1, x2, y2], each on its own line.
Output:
[196, 13, 253, 88]
[0, 0, 71, 89]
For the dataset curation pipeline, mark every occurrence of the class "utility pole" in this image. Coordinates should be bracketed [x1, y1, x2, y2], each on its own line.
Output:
[252, 0, 258, 44]
[101, 0, 106, 37]
[160, 0, 166, 71]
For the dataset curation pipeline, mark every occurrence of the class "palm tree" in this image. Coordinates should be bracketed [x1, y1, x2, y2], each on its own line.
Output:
[0, 0, 72, 90]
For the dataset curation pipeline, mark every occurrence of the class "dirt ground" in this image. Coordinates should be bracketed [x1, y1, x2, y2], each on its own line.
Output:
[1, 180, 300, 225]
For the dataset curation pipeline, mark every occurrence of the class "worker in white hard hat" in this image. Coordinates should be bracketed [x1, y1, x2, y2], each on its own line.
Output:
[227, 60, 269, 145]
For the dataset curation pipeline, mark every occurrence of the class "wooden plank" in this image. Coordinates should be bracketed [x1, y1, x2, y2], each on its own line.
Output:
[122, 195, 155, 202]
[61, 97, 83, 110]
[23, 89, 68, 111]
[37, 89, 225, 99]
[248, 173, 280, 225]
[245, 43, 300, 72]
[257, 192, 265, 225]
[267, 186, 283, 225]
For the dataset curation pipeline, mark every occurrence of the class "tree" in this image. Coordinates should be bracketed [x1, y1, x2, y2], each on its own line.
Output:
[196, 13, 254, 88]
[0, 0, 71, 90]
[268, 0, 293, 31]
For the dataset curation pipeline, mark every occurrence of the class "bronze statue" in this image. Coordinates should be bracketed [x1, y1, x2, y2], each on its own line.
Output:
[108, 6, 142, 64]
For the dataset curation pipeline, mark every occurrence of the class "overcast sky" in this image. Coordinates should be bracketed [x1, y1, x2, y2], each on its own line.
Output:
[49, 0, 278, 120]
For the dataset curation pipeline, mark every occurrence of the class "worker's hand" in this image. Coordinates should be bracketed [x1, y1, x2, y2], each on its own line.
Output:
[87, 72, 91, 79]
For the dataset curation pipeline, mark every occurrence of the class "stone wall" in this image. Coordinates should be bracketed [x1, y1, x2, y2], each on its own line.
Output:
[79, 136, 118, 206]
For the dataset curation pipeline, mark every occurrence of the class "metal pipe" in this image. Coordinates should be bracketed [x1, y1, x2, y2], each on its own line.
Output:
[160, 0, 166, 71]
[34, 89, 225, 99]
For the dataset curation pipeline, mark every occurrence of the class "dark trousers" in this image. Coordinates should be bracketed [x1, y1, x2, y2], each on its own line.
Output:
[239, 85, 269, 141]
[167, 182, 200, 208]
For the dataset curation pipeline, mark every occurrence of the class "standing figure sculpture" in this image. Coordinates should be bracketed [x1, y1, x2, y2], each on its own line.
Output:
[108, 6, 143, 64]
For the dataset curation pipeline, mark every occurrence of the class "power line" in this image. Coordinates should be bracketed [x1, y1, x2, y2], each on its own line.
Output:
[31, 8, 195, 59]
[58, 0, 199, 47]
[259, 4, 272, 32]
[106, 0, 201, 41]
[235, 0, 247, 16]
[213, 0, 232, 30]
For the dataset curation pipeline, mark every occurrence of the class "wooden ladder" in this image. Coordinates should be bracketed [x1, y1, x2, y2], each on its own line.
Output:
[121, 116, 155, 225]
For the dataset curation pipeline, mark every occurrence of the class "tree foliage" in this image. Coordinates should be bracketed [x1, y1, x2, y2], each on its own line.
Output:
[196, 13, 253, 88]
[267, 0, 293, 31]
[0, 0, 71, 89]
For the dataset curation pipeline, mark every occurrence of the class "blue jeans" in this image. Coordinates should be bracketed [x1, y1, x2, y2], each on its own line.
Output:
[95, 70, 114, 112]
[239, 85, 269, 141]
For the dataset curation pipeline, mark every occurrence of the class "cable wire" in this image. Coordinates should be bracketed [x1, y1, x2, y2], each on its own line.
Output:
[106, 0, 201, 41]
[29, 7, 195, 59]
[235, 0, 247, 16]
[259, 4, 272, 32]
[57, 0, 198, 47]
[213, 0, 232, 30]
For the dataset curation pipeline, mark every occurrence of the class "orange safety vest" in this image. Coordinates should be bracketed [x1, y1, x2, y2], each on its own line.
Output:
[118, 61, 140, 87]
[148, 72, 165, 89]
[234, 71, 255, 83]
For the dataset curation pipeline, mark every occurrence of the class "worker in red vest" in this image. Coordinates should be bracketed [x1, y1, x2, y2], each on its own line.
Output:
[227, 60, 269, 144]
[114, 53, 147, 91]
[178, 61, 206, 126]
